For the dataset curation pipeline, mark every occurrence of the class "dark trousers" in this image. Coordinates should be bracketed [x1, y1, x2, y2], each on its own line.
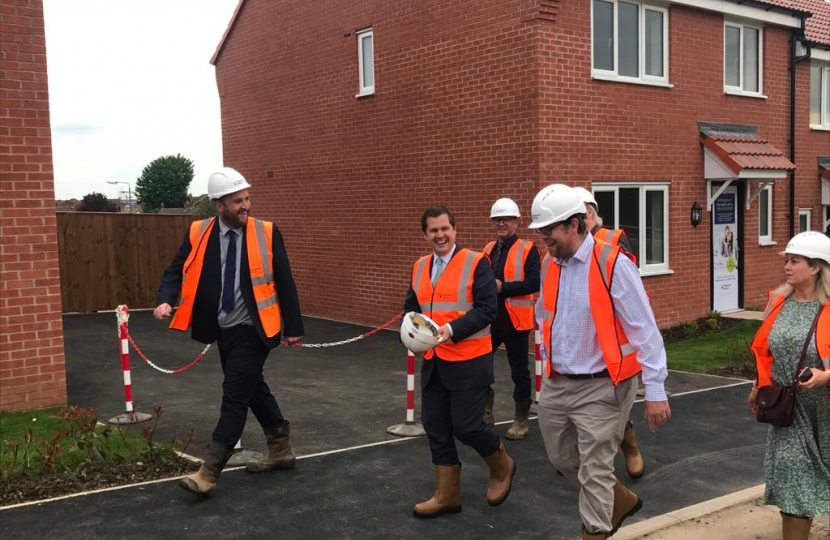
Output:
[211, 324, 284, 448]
[422, 366, 501, 465]
[491, 325, 532, 402]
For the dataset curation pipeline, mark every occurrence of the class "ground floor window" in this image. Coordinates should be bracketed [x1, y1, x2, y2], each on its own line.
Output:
[592, 182, 669, 274]
[825, 206, 829, 236]
[798, 208, 811, 232]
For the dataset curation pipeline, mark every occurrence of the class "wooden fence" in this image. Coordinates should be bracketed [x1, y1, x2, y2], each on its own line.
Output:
[57, 212, 192, 313]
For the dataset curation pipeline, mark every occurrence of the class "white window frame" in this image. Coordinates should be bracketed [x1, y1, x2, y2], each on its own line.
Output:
[591, 0, 670, 87]
[592, 182, 671, 275]
[824, 205, 830, 235]
[356, 28, 374, 97]
[758, 184, 773, 244]
[798, 208, 811, 233]
[723, 21, 764, 97]
[810, 62, 830, 130]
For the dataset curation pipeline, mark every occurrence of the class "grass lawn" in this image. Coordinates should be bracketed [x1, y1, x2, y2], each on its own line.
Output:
[666, 319, 761, 375]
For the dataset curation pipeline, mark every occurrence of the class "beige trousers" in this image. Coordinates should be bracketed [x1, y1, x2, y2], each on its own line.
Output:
[537, 374, 637, 534]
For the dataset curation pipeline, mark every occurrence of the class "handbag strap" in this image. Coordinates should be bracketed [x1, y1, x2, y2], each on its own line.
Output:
[792, 306, 822, 383]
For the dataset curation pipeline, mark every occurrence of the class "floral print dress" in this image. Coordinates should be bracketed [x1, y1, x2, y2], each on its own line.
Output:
[764, 298, 830, 517]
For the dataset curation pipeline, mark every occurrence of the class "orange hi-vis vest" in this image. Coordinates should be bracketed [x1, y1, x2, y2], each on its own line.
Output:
[539, 242, 642, 383]
[411, 248, 492, 361]
[484, 239, 536, 331]
[752, 291, 830, 387]
[170, 217, 282, 338]
[594, 227, 636, 264]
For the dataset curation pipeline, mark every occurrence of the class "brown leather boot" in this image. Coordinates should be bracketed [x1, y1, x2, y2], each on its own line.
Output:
[582, 527, 608, 540]
[412, 464, 462, 519]
[782, 513, 813, 540]
[505, 400, 532, 440]
[483, 388, 495, 426]
[620, 420, 645, 479]
[179, 443, 234, 496]
[483, 441, 516, 506]
[246, 421, 296, 473]
[610, 478, 643, 535]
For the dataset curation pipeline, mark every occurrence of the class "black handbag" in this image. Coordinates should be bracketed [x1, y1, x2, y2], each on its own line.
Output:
[755, 307, 821, 428]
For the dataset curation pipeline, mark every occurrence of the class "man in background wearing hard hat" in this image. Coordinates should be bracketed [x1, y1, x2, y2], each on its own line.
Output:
[529, 184, 670, 540]
[482, 198, 540, 440]
[403, 205, 516, 519]
[574, 187, 645, 481]
[154, 167, 304, 497]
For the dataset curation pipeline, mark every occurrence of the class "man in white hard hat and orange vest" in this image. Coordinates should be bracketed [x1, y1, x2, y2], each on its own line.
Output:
[403, 205, 516, 519]
[154, 167, 304, 497]
[530, 184, 670, 540]
[574, 187, 645, 480]
[482, 198, 540, 440]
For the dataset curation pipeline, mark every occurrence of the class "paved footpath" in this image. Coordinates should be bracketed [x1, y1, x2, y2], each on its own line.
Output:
[0, 313, 775, 540]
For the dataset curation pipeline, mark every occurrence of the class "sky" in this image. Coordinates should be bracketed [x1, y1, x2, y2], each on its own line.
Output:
[43, 0, 240, 200]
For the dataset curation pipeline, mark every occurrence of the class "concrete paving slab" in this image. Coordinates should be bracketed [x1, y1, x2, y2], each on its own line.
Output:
[0, 313, 767, 540]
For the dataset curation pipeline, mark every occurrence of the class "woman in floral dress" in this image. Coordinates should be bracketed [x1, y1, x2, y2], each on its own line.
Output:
[748, 231, 830, 540]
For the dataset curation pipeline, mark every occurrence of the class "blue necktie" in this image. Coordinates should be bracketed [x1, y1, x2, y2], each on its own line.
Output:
[222, 230, 237, 314]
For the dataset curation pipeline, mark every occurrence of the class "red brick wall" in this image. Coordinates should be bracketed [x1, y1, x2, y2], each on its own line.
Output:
[214, 0, 825, 328]
[0, 0, 67, 411]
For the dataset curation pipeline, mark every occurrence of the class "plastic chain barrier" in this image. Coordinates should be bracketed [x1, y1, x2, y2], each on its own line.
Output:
[295, 311, 403, 348]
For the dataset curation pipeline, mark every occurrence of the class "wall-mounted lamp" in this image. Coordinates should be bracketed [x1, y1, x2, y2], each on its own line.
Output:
[690, 201, 702, 228]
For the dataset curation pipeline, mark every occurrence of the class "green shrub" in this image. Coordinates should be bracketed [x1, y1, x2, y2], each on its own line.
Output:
[681, 320, 699, 340]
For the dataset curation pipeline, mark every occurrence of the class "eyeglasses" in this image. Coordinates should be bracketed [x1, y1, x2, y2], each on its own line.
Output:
[491, 217, 517, 224]
[538, 222, 565, 236]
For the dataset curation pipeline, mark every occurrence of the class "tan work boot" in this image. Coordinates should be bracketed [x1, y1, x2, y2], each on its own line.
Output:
[782, 513, 813, 540]
[246, 421, 296, 473]
[483, 388, 495, 426]
[610, 478, 643, 536]
[412, 464, 462, 519]
[483, 441, 516, 506]
[505, 400, 532, 440]
[620, 420, 645, 479]
[582, 527, 608, 540]
[179, 443, 234, 496]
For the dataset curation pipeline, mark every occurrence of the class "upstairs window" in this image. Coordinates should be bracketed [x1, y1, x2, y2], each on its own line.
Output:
[810, 63, 830, 129]
[592, 0, 669, 84]
[356, 28, 374, 97]
[724, 22, 763, 96]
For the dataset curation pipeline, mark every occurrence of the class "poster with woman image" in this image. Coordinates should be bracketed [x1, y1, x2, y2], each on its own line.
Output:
[713, 191, 739, 312]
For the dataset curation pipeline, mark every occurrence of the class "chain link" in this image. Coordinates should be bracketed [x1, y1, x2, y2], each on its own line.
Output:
[296, 311, 402, 348]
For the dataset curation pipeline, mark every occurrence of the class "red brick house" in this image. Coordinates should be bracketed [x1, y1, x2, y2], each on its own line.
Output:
[211, 0, 830, 328]
[0, 0, 67, 411]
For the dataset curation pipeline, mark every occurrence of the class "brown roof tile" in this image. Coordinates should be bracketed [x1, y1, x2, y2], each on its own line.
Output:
[701, 132, 796, 172]
[757, 0, 830, 46]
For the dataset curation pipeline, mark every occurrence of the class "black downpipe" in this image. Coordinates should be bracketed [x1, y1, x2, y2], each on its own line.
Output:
[789, 30, 797, 240]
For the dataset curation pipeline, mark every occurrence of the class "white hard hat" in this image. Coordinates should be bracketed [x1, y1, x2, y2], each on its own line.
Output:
[780, 231, 830, 264]
[490, 198, 521, 219]
[573, 187, 598, 208]
[528, 184, 587, 229]
[400, 312, 442, 353]
[208, 167, 252, 200]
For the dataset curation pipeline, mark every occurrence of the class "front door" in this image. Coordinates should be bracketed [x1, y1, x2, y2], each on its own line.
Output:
[711, 185, 740, 312]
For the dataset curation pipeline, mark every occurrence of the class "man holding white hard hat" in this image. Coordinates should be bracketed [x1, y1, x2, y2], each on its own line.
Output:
[402, 205, 516, 519]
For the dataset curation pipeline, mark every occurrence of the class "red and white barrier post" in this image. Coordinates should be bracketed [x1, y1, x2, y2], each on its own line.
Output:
[387, 350, 426, 437]
[108, 305, 151, 425]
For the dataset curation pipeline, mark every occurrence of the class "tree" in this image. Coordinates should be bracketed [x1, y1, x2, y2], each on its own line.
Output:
[135, 154, 194, 213]
[190, 196, 217, 219]
[79, 192, 118, 212]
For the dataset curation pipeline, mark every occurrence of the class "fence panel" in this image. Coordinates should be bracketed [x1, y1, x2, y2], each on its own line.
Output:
[57, 212, 192, 312]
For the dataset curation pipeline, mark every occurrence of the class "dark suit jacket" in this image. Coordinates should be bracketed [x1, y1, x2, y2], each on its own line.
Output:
[404, 246, 497, 390]
[489, 234, 541, 333]
[157, 217, 304, 349]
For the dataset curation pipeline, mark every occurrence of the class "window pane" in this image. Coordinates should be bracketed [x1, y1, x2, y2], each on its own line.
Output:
[645, 190, 664, 264]
[743, 27, 759, 92]
[645, 10, 663, 77]
[799, 213, 809, 232]
[595, 191, 616, 228]
[825, 206, 830, 236]
[619, 188, 640, 260]
[811, 65, 823, 125]
[593, 1, 614, 71]
[759, 189, 769, 236]
[619, 2, 639, 77]
[725, 26, 740, 87]
[361, 35, 374, 88]
[825, 69, 830, 126]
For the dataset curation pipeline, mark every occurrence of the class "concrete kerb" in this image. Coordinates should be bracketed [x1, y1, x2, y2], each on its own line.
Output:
[612, 484, 765, 540]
